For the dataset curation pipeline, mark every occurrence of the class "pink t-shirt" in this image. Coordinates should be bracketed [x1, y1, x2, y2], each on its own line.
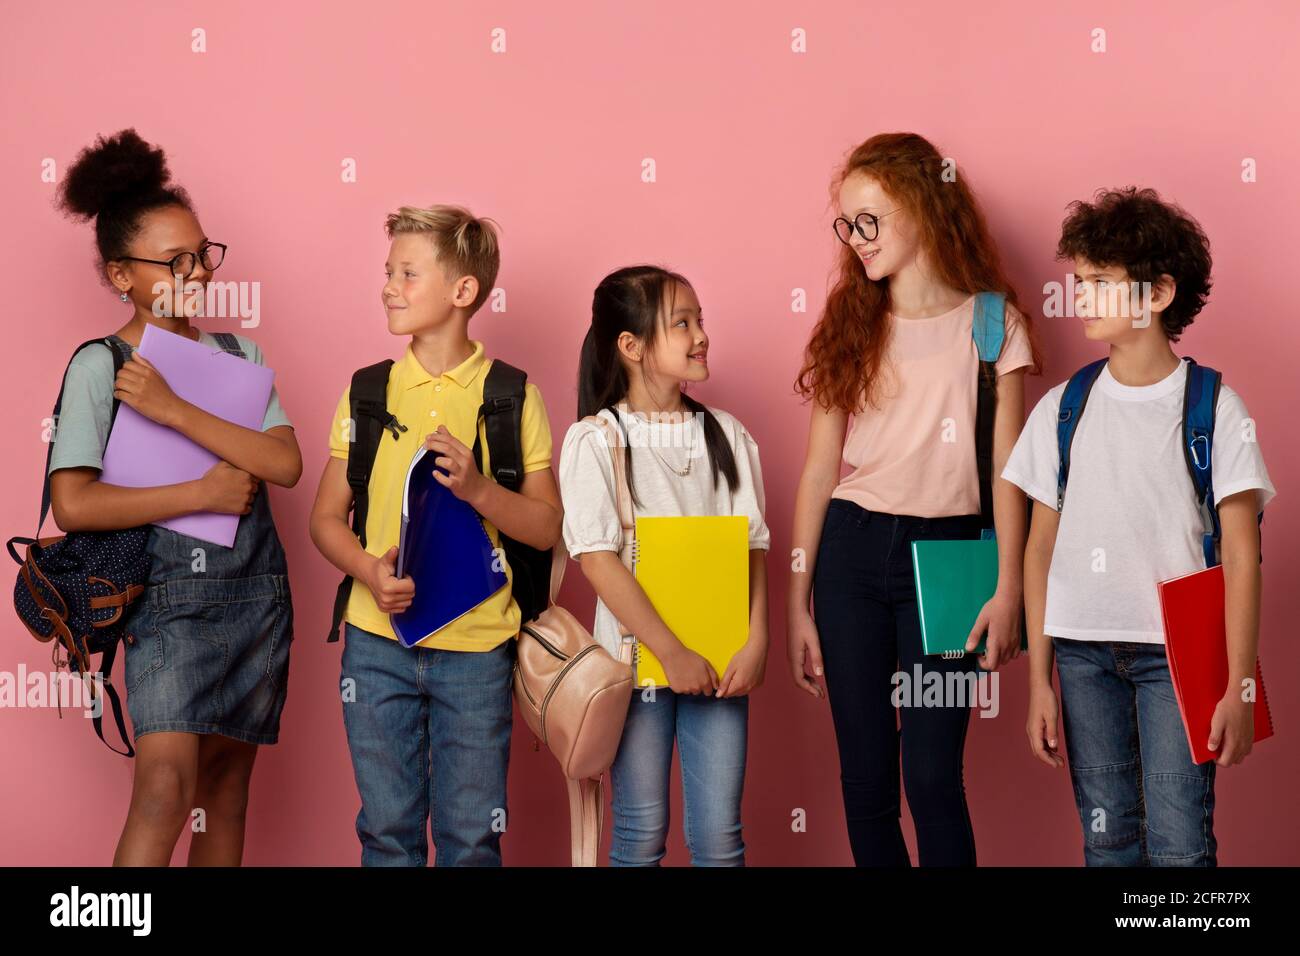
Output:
[831, 295, 1033, 518]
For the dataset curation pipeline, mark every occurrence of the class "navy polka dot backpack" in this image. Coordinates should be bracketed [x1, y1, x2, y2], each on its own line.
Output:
[7, 338, 152, 756]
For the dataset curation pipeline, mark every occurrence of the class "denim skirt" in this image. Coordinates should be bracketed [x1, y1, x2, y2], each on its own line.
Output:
[124, 572, 293, 745]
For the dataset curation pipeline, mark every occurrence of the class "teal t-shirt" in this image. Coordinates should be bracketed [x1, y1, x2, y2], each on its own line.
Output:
[48, 331, 292, 475]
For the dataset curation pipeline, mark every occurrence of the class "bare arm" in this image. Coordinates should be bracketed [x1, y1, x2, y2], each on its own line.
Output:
[169, 412, 302, 488]
[423, 425, 561, 551]
[466, 466, 562, 552]
[115, 353, 302, 487]
[747, 549, 769, 648]
[786, 400, 847, 698]
[49, 462, 255, 533]
[578, 549, 681, 664]
[1024, 499, 1059, 686]
[1209, 490, 1263, 765]
[971, 368, 1028, 669]
[309, 455, 415, 614]
[718, 548, 770, 697]
[787, 402, 848, 615]
[1024, 498, 1063, 767]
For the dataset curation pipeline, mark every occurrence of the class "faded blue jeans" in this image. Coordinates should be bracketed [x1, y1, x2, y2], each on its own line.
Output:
[609, 687, 749, 866]
[1054, 637, 1217, 866]
[340, 622, 514, 866]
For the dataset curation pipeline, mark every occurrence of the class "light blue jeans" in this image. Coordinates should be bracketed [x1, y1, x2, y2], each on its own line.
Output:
[609, 688, 749, 866]
[340, 623, 514, 866]
[1054, 637, 1216, 866]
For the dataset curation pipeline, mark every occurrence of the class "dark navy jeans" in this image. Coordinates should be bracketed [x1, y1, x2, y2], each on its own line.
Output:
[812, 498, 983, 867]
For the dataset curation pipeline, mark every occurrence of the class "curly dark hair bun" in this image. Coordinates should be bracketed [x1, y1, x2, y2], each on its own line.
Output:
[57, 129, 194, 277]
[59, 129, 173, 220]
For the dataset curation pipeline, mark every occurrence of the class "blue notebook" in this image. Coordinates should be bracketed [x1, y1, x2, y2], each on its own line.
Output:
[391, 446, 508, 648]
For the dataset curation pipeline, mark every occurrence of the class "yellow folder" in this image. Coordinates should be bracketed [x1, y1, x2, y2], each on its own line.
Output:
[632, 515, 750, 690]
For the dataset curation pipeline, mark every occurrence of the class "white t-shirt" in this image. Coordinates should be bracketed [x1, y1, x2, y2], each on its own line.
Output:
[1002, 358, 1275, 644]
[558, 405, 771, 657]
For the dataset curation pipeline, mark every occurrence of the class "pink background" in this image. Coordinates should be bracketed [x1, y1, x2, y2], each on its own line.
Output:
[2, 1, 1296, 866]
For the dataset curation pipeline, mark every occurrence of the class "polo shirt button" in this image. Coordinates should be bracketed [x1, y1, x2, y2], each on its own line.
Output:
[435, 384, 442, 392]
[430, 410, 437, 417]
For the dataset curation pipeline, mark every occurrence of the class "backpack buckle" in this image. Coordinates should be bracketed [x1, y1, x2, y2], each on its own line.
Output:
[381, 414, 408, 441]
[1189, 433, 1210, 470]
[487, 396, 516, 414]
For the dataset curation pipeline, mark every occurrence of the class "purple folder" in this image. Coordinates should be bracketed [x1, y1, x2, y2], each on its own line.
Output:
[100, 325, 275, 548]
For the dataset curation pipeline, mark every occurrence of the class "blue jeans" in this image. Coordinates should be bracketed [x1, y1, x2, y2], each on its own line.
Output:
[609, 688, 749, 866]
[1053, 637, 1217, 866]
[340, 623, 514, 866]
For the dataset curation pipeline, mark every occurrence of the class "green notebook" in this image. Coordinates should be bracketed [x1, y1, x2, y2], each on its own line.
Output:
[910, 539, 1024, 657]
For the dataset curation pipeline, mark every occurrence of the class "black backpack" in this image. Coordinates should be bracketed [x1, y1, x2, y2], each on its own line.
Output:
[326, 358, 551, 641]
[8, 337, 151, 756]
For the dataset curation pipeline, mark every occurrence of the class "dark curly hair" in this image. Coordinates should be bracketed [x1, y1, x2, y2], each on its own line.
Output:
[1056, 187, 1212, 341]
[57, 128, 194, 284]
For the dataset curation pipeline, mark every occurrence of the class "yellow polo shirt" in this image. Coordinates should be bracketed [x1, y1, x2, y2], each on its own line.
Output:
[329, 340, 553, 651]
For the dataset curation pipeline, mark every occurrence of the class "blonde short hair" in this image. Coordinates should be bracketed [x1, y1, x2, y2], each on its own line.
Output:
[384, 204, 501, 315]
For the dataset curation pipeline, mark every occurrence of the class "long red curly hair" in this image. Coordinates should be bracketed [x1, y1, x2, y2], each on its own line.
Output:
[796, 132, 1042, 412]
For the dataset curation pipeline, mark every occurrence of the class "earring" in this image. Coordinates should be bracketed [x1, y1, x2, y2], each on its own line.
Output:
[119, 292, 129, 301]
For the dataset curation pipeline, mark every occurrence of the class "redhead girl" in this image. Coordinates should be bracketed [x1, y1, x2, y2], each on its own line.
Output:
[787, 133, 1042, 866]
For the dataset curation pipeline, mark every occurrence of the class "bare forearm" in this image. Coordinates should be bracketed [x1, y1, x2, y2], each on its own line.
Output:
[309, 512, 377, 581]
[580, 551, 681, 660]
[55, 479, 204, 532]
[471, 478, 561, 550]
[1024, 536, 1055, 685]
[749, 549, 769, 644]
[172, 403, 301, 487]
[992, 476, 1026, 597]
[788, 470, 837, 610]
[1222, 544, 1262, 693]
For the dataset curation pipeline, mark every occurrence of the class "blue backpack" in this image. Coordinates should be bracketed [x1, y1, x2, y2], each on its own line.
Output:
[1054, 356, 1261, 568]
[972, 291, 1010, 531]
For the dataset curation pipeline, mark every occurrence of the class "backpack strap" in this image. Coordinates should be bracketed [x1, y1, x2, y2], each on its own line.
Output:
[210, 331, 246, 358]
[583, 412, 636, 637]
[326, 359, 403, 642]
[1182, 358, 1222, 567]
[471, 360, 557, 623]
[972, 291, 1006, 529]
[566, 774, 604, 867]
[38, 338, 129, 536]
[88, 642, 135, 757]
[1054, 358, 1108, 512]
[471, 360, 527, 490]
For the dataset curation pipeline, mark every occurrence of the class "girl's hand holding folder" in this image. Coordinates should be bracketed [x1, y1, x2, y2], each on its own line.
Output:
[659, 643, 718, 696]
[717, 628, 767, 698]
[113, 352, 186, 427]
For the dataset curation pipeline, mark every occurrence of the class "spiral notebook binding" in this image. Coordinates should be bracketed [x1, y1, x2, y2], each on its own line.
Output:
[1256, 657, 1275, 734]
[942, 649, 964, 660]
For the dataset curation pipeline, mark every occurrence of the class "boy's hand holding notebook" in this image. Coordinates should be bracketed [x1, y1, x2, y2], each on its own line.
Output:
[1158, 564, 1274, 764]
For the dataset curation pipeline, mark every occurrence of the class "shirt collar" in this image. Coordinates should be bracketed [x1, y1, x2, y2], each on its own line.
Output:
[398, 339, 486, 390]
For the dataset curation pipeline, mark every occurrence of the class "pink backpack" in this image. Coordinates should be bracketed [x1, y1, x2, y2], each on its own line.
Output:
[512, 415, 638, 865]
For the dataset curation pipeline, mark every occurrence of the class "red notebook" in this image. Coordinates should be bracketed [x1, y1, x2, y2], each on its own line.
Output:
[1157, 564, 1274, 764]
